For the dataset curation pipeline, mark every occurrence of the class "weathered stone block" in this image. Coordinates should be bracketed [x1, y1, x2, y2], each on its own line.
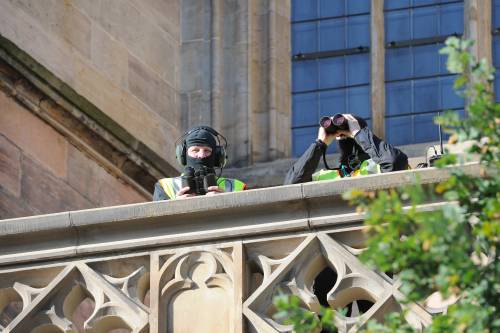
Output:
[0, 1, 76, 85]
[130, 0, 181, 41]
[21, 155, 94, 215]
[87, 0, 177, 85]
[128, 55, 179, 128]
[66, 145, 145, 207]
[187, 90, 211, 127]
[72, 56, 180, 167]
[180, 40, 210, 92]
[0, 91, 68, 178]
[90, 23, 129, 90]
[0, 134, 21, 198]
[0, 187, 37, 219]
[181, 0, 210, 41]
[10, 0, 91, 58]
[98, 177, 147, 207]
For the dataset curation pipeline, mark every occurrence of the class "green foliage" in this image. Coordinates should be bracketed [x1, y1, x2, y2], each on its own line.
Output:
[346, 37, 499, 332]
[273, 37, 499, 332]
[273, 293, 337, 333]
[362, 312, 415, 333]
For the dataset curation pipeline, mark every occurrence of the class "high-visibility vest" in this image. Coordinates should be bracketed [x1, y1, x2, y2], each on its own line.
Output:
[158, 176, 246, 200]
[312, 159, 381, 181]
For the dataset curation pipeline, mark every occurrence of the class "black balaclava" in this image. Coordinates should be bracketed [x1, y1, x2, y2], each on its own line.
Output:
[185, 128, 217, 171]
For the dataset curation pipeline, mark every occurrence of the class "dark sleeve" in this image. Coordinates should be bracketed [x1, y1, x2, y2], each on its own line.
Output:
[284, 141, 326, 184]
[353, 127, 408, 172]
[337, 138, 355, 167]
[153, 182, 169, 201]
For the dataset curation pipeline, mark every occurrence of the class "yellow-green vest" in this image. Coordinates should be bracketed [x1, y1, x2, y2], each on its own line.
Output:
[312, 159, 382, 181]
[158, 177, 246, 200]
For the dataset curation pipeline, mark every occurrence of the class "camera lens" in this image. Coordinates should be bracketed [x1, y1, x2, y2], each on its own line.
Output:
[319, 116, 332, 128]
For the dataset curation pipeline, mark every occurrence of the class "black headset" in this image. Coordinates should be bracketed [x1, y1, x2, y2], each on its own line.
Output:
[175, 126, 227, 167]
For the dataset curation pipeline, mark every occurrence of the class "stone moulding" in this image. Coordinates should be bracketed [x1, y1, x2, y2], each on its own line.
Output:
[0, 163, 477, 267]
[0, 35, 177, 199]
[0, 164, 477, 332]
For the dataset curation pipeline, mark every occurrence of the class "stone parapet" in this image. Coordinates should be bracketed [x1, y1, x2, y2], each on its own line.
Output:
[0, 164, 476, 332]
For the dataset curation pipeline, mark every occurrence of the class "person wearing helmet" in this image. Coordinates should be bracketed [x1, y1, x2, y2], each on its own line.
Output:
[153, 126, 246, 200]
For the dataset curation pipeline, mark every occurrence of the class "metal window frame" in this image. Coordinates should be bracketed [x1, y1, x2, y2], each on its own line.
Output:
[383, 0, 464, 13]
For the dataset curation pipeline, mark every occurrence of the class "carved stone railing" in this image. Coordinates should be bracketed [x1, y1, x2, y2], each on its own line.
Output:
[0, 164, 477, 333]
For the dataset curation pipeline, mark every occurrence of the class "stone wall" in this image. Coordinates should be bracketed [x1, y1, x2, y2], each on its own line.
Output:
[0, 165, 477, 332]
[0, 87, 147, 219]
[0, 0, 181, 170]
[0, 0, 291, 171]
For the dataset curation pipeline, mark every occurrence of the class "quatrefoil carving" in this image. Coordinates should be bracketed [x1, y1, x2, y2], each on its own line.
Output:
[243, 234, 432, 333]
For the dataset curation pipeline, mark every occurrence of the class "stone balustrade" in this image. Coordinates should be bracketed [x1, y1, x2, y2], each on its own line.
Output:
[0, 164, 477, 333]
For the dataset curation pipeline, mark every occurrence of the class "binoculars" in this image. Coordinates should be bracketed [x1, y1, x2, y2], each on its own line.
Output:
[319, 114, 349, 134]
[181, 166, 217, 195]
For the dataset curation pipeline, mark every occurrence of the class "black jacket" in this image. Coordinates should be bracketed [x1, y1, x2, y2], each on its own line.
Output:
[284, 119, 408, 184]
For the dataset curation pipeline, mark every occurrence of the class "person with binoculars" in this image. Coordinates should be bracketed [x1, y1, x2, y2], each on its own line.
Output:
[284, 114, 409, 184]
[153, 126, 246, 200]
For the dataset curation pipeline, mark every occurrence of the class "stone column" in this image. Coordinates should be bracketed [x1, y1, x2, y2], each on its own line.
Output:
[179, 0, 290, 167]
[248, 0, 291, 163]
[371, 0, 386, 138]
[464, 0, 492, 65]
[179, 0, 213, 128]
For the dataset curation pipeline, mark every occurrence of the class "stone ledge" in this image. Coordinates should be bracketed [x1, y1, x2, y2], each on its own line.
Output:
[0, 163, 478, 266]
[224, 141, 445, 188]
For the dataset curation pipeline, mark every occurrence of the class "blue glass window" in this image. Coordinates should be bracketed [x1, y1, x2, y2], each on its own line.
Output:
[441, 76, 463, 109]
[319, 57, 345, 89]
[494, 35, 500, 69]
[414, 113, 439, 142]
[386, 48, 412, 80]
[292, 0, 371, 157]
[292, 93, 318, 128]
[414, 78, 440, 112]
[347, 1, 370, 15]
[319, 0, 344, 18]
[440, 3, 463, 35]
[319, 19, 345, 51]
[293, 60, 318, 92]
[347, 86, 371, 119]
[292, 0, 317, 21]
[293, 23, 318, 54]
[384, 1, 464, 146]
[346, 54, 370, 85]
[413, 7, 439, 39]
[386, 116, 413, 146]
[385, 0, 411, 11]
[347, 15, 370, 48]
[494, 0, 500, 29]
[494, 2, 500, 102]
[413, 44, 441, 76]
[385, 10, 411, 42]
[320, 90, 346, 117]
[292, 127, 318, 157]
[386, 81, 412, 116]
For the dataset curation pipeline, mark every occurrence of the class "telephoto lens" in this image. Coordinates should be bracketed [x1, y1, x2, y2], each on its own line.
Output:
[332, 114, 348, 130]
[203, 169, 217, 193]
[319, 114, 348, 134]
[319, 116, 334, 133]
[181, 167, 197, 194]
[194, 169, 206, 195]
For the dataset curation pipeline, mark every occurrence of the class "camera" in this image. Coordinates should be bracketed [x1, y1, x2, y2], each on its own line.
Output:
[181, 166, 217, 195]
[319, 114, 349, 134]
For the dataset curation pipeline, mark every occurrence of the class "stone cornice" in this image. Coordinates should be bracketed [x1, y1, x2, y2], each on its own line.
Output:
[0, 163, 478, 267]
[0, 35, 178, 197]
